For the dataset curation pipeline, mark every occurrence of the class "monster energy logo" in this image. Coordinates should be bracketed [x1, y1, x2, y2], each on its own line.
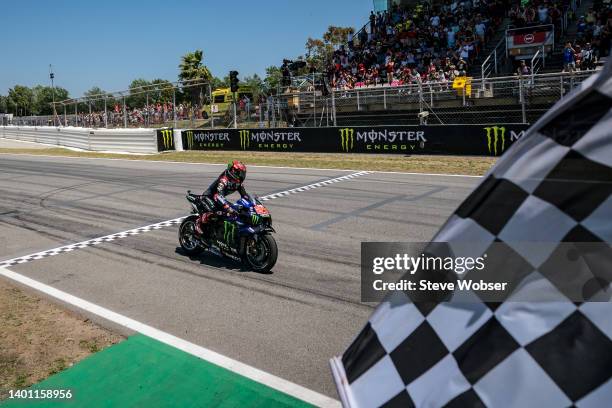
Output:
[239, 130, 250, 149]
[339, 127, 426, 152]
[223, 221, 236, 243]
[339, 128, 355, 152]
[484, 126, 506, 155]
[251, 214, 260, 225]
[160, 129, 174, 150]
[185, 130, 194, 150]
[184, 130, 230, 150]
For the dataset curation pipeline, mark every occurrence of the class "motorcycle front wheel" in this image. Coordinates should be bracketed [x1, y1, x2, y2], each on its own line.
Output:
[244, 235, 278, 273]
[179, 216, 203, 255]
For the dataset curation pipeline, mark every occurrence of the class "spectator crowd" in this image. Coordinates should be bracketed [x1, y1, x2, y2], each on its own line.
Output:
[562, 1, 610, 72]
[66, 95, 260, 128]
[327, 0, 609, 90]
[328, 0, 506, 90]
[69, 102, 204, 128]
[508, 0, 566, 31]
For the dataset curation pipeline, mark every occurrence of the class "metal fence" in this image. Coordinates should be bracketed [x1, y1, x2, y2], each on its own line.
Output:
[269, 70, 594, 127]
[5, 78, 221, 129]
[6, 70, 596, 129]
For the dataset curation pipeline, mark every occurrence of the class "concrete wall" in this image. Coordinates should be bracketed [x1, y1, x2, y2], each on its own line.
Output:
[0, 126, 158, 154]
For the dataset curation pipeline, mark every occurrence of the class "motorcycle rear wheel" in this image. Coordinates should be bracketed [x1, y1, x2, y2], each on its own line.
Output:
[244, 235, 278, 273]
[179, 217, 203, 255]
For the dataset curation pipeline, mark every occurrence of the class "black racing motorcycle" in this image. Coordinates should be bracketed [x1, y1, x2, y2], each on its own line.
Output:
[178, 191, 278, 273]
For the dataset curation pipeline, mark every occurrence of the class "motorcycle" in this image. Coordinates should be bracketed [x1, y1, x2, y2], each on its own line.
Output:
[178, 191, 278, 273]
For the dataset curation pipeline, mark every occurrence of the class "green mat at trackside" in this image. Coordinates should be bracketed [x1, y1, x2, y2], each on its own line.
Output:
[1, 334, 313, 408]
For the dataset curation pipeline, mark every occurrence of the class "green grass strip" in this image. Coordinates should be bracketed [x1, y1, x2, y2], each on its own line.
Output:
[0, 148, 494, 175]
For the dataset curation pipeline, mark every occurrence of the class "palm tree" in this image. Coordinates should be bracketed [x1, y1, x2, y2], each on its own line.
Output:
[179, 50, 213, 106]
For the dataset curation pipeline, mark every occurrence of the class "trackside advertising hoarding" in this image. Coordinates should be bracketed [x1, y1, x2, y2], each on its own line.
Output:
[156, 128, 176, 151]
[179, 125, 529, 156]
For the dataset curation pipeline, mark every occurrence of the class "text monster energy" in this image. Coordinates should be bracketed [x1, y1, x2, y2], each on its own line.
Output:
[185, 130, 229, 149]
[484, 126, 506, 155]
[240, 130, 301, 150]
[223, 221, 236, 244]
[160, 129, 174, 150]
[339, 128, 426, 152]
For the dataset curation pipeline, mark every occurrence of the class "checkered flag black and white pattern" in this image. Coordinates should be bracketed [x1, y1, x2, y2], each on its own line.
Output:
[331, 64, 612, 408]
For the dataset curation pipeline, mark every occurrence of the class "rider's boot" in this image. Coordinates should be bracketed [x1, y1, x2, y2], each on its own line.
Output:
[195, 212, 213, 236]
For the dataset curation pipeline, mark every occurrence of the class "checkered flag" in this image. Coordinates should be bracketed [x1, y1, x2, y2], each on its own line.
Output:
[331, 63, 612, 407]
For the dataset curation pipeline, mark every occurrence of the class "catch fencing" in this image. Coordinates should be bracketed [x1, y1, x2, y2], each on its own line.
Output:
[293, 70, 593, 127]
[1, 126, 158, 153]
[6, 71, 595, 130]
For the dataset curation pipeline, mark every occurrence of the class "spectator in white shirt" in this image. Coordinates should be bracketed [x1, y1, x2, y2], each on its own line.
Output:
[459, 43, 471, 60]
[475, 21, 486, 41]
[538, 5, 549, 24]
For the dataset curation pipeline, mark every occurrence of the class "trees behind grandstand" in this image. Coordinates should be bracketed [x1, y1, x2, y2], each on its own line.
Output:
[258, 25, 354, 93]
[84, 87, 114, 111]
[1, 85, 69, 116]
[0, 38, 348, 115]
[305, 26, 354, 72]
[264, 66, 282, 91]
[32, 86, 69, 115]
[178, 49, 214, 105]
[179, 49, 212, 83]
[125, 79, 174, 108]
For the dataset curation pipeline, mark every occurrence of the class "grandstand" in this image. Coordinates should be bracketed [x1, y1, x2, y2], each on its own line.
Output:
[325, 0, 607, 85]
[276, 0, 607, 127]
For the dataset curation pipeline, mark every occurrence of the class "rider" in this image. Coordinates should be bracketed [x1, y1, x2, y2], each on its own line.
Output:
[195, 160, 253, 235]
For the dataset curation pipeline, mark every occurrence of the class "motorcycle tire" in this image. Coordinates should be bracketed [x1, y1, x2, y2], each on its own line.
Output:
[244, 234, 278, 273]
[179, 216, 204, 255]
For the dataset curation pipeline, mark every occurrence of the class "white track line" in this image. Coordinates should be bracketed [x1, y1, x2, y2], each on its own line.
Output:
[0, 171, 371, 269]
[0, 151, 481, 178]
[0, 266, 339, 407]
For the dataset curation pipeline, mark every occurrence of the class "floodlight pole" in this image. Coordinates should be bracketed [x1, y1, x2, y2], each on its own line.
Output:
[49, 64, 58, 126]
[312, 71, 316, 127]
[104, 97, 108, 128]
[209, 83, 214, 129]
[173, 88, 177, 128]
[123, 95, 127, 128]
[233, 92, 238, 129]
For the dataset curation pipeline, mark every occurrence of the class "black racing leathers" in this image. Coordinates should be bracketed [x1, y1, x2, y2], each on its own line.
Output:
[202, 173, 253, 212]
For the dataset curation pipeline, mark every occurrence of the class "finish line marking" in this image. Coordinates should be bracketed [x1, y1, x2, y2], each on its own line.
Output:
[0, 266, 338, 407]
[0, 171, 371, 269]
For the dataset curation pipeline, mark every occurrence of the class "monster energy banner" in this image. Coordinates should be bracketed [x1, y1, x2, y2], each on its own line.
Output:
[179, 125, 529, 156]
[156, 128, 175, 152]
[182, 129, 232, 150]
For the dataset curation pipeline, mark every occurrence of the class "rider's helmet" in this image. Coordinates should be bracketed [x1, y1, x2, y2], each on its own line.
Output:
[226, 160, 247, 183]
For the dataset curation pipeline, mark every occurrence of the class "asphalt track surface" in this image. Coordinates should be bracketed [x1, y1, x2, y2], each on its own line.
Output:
[0, 153, 479, 398]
